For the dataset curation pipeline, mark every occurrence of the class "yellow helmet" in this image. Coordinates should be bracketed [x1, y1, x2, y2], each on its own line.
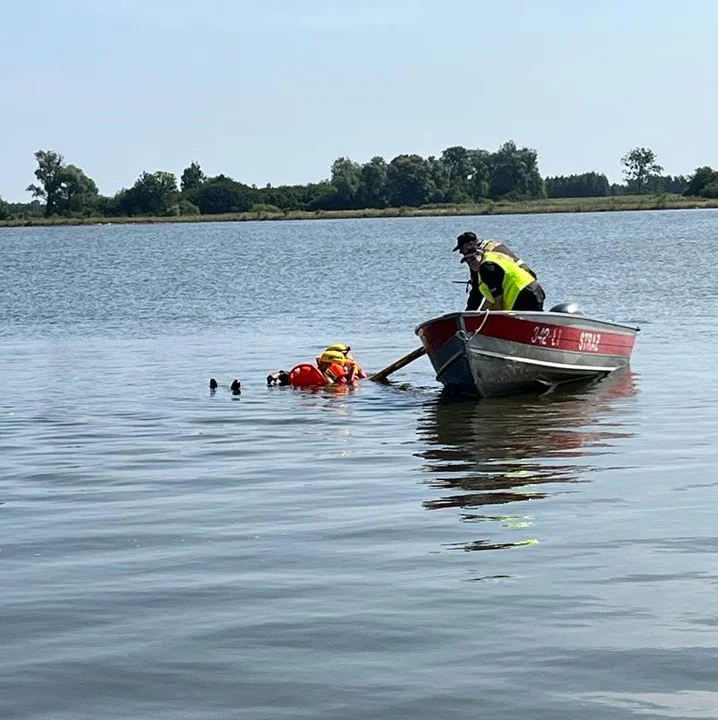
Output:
[319, 350, 348, 366]
[325, 343, 350, 355]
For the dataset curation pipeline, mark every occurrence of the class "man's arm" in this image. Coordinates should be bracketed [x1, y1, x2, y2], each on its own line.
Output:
[465, 286, 484, 311]
[465, 269, 496, 310]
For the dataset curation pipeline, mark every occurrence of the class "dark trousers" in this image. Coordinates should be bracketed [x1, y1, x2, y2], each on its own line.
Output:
[511, 281, 545, 311]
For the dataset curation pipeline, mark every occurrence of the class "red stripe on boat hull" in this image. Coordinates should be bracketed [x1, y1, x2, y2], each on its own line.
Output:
[463, 314, 635, 357]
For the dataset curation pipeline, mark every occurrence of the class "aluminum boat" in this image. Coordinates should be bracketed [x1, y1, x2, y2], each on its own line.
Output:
[415, 310, 639, 398]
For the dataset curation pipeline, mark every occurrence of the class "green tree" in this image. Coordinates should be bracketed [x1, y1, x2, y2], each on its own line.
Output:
[258, 184, 301, 211]
[488, 141, 544, 200]
[0, 194, 9, 220]
[661, 175, 688, 194]
[62, 164, 101, 215]
[257, 181, 339, 211]
[190, 175, 257, 214]
[26, 150, 64, 216]
[4, 200, 43, 217]
[132, 171, 179, 215]
[440, 146, 473, 200]
[468, 149, 491, 199]
[386, 154, 434, 207]
[684, 166, 718, 198]
[178, 198, 201, 215]
[112, 171, 179, 216]
[609, 183, 629, 196]
[330, 157, 362, 209]
[26, 150, 99, 216]
[357, 156, 388, 208]
[426, 156, 451, 203]
[180, 161, 206, 193]
[545, 172, 610, 198]
[621, 147, 663, 193]
[103, 190, 130, 217]
[303, 182, 339, 210]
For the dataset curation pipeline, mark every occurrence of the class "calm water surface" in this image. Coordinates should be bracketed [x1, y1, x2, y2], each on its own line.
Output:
[1, 210, 718, 719]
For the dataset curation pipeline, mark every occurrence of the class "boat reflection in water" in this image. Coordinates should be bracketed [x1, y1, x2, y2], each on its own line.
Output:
[415, 369, 638, 555]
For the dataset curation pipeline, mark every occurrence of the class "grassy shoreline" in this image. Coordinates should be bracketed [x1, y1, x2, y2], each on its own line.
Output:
[1, 194, 716, 228]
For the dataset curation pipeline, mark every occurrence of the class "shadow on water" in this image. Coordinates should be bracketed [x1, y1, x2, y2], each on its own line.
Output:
[415, 369, 638, 554]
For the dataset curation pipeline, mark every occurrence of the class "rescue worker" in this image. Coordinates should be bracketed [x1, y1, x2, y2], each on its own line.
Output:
[316, 350, 353, 384]
[319, 343, 367, 380]
[315, 343, 367, 385]
[453, 231, 537, 311]
[461, 246, 545, 312]
[268, 343, 366, 387]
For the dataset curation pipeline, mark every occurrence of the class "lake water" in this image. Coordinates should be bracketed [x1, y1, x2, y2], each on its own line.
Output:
[2, 210, 718, 719]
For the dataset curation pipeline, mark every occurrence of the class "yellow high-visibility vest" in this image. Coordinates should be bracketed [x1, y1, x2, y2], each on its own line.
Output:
[478, 251, 536, 310]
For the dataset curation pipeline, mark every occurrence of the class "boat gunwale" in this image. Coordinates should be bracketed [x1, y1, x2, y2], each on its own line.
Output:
[415, 310, 640, 336]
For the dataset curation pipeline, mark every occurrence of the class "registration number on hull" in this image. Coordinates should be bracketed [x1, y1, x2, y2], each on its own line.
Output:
[530, 326, 602, 353]
[530, 325, 563, 347]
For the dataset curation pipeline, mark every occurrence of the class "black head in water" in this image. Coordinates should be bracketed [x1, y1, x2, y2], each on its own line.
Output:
[267, 370, 290, 386]
[230, 379, 241, 395]
[209, 378, 218, 392]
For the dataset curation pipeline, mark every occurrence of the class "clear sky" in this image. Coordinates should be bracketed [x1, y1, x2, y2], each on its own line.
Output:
[1, 0, 716, 201]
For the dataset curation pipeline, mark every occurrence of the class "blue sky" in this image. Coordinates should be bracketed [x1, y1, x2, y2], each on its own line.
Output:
[1, 0, 716, 201]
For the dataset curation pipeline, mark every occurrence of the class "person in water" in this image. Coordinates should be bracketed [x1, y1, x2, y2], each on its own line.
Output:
[267, 343, 366, 387]
[209, 378, 241, 394]
[266, 369, 291, 386]
[460, 245, 545, 312]
[316, 344, 367, 383]
[453, 231, 537, 311]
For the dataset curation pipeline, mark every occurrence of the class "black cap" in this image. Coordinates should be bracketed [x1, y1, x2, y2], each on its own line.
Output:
[453, 231, 478, 252]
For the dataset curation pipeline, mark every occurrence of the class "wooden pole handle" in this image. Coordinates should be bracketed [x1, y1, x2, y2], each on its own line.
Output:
[369, 346, 427, 383]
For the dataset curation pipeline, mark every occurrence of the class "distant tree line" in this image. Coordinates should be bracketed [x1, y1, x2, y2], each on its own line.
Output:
[1, 144, 715, 221]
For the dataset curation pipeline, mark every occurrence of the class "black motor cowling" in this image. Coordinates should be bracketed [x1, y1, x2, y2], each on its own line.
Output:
[550, 302, 583, 314]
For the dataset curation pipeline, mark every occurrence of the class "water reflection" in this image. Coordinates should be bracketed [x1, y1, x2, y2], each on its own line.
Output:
[416, 370, 638, 553]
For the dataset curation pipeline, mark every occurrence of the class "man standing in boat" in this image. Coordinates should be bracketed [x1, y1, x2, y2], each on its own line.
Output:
[454, 232, 545, 312]
[453, 231, 538, 311]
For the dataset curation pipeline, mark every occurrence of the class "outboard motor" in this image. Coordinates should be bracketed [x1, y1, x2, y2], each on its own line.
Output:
[550, 302, 583, 315]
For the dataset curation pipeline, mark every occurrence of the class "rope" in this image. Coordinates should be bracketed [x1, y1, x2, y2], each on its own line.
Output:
[474, 307, 490, 336]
